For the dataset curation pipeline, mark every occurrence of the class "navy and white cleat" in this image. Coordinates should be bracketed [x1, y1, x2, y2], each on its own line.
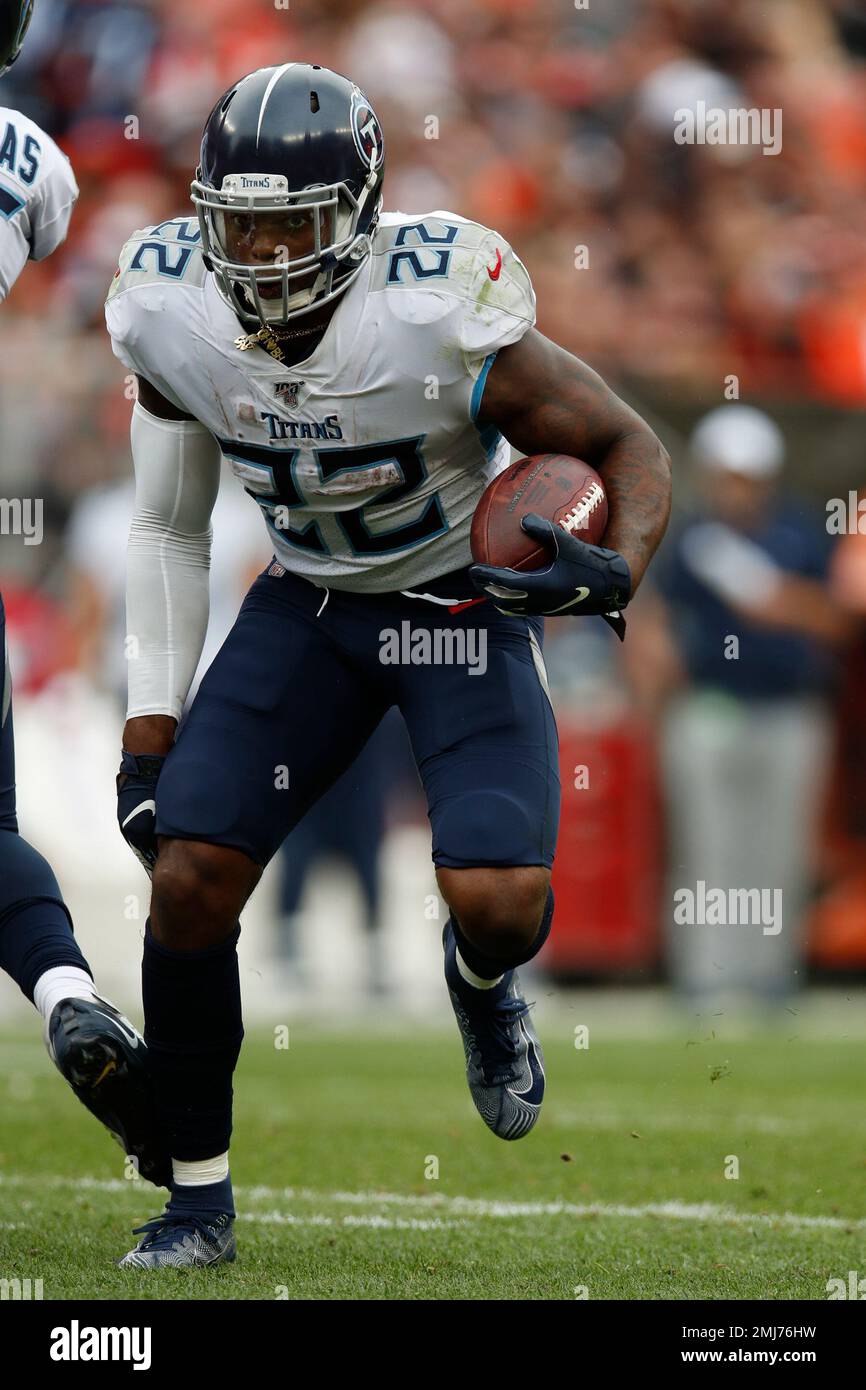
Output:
[443, 922, 545, 1140]
[117, 1211, 236, 1269]
[47, 996, 171, 1189]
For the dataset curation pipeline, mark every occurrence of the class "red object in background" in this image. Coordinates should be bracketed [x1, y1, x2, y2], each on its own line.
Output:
[0, 584, 76, 694]
[545, 716, 662, 976]
[798, 287, 866, 405]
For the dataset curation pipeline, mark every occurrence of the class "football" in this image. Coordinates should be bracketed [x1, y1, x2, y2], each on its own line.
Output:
[470, 453, 608, 571]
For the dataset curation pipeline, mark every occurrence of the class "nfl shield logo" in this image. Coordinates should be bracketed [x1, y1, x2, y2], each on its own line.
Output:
[274, 380, 304, 408]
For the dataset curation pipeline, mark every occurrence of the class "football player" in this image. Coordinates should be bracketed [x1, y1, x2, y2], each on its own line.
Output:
[106, 63, 670, 1268]
[0, 0, 168, 1188]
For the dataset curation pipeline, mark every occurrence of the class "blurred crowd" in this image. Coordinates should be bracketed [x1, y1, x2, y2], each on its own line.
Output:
[2, 0, 866, 1001]
[2, 1, 866, 504]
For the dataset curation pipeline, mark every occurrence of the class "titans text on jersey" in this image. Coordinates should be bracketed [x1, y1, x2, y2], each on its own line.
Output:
[106, 209, 535, 593]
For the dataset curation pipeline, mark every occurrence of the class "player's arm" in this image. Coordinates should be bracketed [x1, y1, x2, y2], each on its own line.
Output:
[124, 374, 215, 746]
[0, 214, 30, 302]
[123, 380, 202, 761]
[117, 377, 220, 872]
[0, 135, 78, 301]
[477, 329, 671, 594]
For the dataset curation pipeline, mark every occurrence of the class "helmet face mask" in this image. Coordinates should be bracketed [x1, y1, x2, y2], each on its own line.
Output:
[190, 65, 385, 329]
[191, 171, 377, 325]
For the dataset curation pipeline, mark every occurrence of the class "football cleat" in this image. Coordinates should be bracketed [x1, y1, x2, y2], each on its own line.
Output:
[443, 922, 545, 1140]
[117, 1211, 236, 1269]
[47, 996, 171, 1189]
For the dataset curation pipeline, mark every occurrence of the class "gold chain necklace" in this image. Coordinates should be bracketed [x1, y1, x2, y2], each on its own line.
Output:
[234, 322, 324, 363]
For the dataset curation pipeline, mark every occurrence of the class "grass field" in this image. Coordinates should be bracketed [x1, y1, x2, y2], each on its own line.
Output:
[0, 1018, 864, 1300]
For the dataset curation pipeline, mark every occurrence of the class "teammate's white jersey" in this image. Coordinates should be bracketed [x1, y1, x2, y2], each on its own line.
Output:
[105, 209, 535, 593]
[0, 106, 77, 302]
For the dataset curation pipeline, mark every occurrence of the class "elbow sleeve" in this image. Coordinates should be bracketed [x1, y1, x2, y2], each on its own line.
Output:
[126, 402, 222, 722]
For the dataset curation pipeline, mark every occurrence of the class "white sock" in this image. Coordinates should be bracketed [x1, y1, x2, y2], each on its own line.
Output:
[33, 966, 99, 1035]
[456, 948, 504, 991]
[172, 1154, 230, 1186]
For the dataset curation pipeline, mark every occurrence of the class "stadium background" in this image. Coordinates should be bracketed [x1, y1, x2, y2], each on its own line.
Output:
[4, 0, 866, 1304]
[1, 0, 866, 1022]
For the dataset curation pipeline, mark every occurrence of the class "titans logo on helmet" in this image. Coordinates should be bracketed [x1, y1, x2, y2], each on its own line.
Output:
[350, 88, 384, 172]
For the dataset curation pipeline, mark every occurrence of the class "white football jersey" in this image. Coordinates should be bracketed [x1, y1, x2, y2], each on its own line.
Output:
[0, 107, 78, 302]
[105, 209, 535, 592]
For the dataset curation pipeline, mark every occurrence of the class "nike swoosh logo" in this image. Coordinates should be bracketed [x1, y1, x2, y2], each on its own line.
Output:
[507, 1023, 545, 1106]
[122, 800, 156, 831]
[487, 248, 502, 281]
[90, 1008, 141, 1049]
[545, 586, 591, 616]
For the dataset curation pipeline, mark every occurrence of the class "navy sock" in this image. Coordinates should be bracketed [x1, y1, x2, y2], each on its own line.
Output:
[142, 920, 244, 1162]
[451, 886, 555, 980]
[168, 1174, 235, 1219]
[0, 830, 89, 1001]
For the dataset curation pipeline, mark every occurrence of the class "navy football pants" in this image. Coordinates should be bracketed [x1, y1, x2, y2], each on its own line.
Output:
[156, 567, 560, 870]
[0, 593, 88, 1000]
[0, 593, 15, 835]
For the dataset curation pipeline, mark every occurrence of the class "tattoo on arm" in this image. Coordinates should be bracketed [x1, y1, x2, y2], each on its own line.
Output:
[595, 428, 672, 592]
[480, 331, 672, 592]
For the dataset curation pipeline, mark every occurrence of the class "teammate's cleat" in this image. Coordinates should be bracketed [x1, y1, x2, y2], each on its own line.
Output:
[47, 996, 171, 1189]
[443, 922, 545, 1140]
[117, 1210, 236, 1269]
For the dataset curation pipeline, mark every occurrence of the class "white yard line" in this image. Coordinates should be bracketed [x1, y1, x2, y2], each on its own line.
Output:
[0, 1173, 861, 1233]
[243, 1209, 458, 1231]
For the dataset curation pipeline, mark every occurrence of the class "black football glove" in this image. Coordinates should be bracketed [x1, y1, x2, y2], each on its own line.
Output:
[469, 513, 632, 639]
[116, 751, 166, 877]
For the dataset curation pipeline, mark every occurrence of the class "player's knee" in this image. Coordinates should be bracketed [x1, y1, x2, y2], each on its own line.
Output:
[151, 839, 260, 950]
[0, 828, 63, 915]
[438, 865, 550, 960]
[436, 790, 543, 869]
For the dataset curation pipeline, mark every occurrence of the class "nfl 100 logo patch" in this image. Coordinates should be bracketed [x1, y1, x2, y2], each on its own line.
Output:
[274, 381, 304, 408]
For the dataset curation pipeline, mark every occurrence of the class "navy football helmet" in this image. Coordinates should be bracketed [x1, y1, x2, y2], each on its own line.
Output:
[0, 0, 34, 75]
[191, 63, 385, 327]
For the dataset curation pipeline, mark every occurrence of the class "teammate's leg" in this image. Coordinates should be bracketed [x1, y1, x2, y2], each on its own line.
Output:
[119, 571, 389, 1267]
[0, 593, 169, 1185]
[0, 594, 87, 990]
[399, 601, 560, 1140]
